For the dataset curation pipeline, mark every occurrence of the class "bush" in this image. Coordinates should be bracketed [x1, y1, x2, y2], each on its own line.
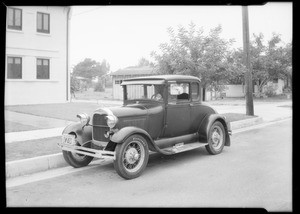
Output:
[264, 84, 277, 97]
[94, 81, 105, 92]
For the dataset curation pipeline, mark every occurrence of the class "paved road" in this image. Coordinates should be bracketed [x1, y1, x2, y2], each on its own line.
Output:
[6, 119, 292, 211]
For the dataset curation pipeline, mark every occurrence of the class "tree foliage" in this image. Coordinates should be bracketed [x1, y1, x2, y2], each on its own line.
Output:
[151, 23, 292, 95]
[70, 74, 80, 97]
[72, 58, 110, 82]
[151, 23, 241, 91]
[236, 33, 292, 93]
[137, 57, 154, 67]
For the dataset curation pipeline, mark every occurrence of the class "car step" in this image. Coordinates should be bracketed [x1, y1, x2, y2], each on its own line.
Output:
[161, 142, 208, 154]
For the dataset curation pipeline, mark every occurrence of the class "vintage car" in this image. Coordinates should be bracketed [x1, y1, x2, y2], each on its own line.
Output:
[58, 75, 231, 179]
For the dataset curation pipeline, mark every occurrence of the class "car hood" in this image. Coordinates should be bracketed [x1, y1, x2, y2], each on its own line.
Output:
[94, 102, 163, 118]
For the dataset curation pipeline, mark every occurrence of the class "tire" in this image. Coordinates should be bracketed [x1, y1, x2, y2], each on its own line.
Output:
[114, 134, 149, 179]
[205, 121, 226, 155]
[63, 140, 94, 168]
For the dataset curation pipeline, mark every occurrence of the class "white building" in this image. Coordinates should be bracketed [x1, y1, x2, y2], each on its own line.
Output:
[5, 6, 72, 105]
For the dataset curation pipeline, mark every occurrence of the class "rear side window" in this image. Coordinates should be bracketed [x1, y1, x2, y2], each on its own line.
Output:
[168, 82, 190, 103]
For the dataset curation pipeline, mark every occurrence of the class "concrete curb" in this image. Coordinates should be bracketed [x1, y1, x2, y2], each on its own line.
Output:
[6, 153, 68, 178]
[230, 117, 263, 130]
[3, 116, 278, 179]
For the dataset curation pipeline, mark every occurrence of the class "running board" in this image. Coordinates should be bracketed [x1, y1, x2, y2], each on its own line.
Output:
[161, 142, 208, 154]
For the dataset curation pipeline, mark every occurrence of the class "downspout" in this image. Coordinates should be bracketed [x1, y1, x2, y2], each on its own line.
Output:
[66, 7, 71, 101]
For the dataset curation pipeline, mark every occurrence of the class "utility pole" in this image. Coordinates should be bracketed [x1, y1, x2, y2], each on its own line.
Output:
[242, 6, 254, 116]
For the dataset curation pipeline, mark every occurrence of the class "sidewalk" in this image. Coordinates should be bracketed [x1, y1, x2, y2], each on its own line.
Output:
[5, 99, 292, 178]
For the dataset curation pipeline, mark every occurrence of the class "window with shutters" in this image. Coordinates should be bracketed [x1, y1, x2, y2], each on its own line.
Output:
[37, 58, 50, 79]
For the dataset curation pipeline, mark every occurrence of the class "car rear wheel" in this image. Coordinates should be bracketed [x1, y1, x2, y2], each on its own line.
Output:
[114, 134, 149, 179]
[205, 121, 225, 155]
[63, 138, 94, 168]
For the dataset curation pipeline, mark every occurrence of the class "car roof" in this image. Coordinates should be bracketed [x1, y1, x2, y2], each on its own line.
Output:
[122, 75, 200, 84]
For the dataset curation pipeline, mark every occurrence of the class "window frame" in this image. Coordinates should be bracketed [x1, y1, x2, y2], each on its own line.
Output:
[36, 58, 50, 79]
[191, 82, 200, 102]
[167, 82, 191, 104]
[7, 56, 22, 79]
[7, 7, 22, 31]
[37, 12, 50, 34]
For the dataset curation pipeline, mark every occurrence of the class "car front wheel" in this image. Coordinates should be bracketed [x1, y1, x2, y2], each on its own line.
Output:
[63, 138, 94, 168]
[114, 134, 149, 179]
[205, 121, 225, 155]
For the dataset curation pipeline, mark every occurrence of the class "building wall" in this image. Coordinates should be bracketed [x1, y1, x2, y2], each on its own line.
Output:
[205, 84, 259, 100]
[264, 79, 285, 94]
[5, 6, 70, 105]
[112, 74, 152, 100]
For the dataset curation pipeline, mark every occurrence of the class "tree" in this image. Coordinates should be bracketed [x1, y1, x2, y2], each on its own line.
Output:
[151, 23, 239, 95]
[70, 74, 80, 98]
[137, 57, 153, 67]
[72, 58, 110, 83]
[248, 33, 291, 95]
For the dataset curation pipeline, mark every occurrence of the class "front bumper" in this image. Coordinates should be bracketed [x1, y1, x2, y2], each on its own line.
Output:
[58, 136, 115, 160]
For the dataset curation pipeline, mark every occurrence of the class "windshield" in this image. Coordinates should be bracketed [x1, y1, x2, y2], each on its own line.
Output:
[125, 84, 164, 102]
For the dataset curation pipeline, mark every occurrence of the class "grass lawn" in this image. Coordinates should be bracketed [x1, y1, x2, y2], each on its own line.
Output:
[5, 102, 121, 122]
[221, 113, 257, 122]
[6, 136, 62, 162]
[5, 101, 256, 123]
[73, 87, 114, 100]
[5, 121, 43, 133]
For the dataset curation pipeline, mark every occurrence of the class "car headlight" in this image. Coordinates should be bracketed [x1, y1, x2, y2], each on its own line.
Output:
[76, 113, 90, 126]
[106, 115, 118, 128]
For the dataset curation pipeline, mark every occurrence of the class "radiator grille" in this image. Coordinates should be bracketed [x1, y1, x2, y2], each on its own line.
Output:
[92, 113, 109, 142]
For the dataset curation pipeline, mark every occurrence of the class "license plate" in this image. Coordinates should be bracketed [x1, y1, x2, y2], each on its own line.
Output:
[62, 134, 76, 146]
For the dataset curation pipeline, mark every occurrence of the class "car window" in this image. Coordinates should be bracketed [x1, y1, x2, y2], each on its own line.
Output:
[191, 82, 200, 101]
[126, 84, 164, 102]
[168, 82, 190, 103]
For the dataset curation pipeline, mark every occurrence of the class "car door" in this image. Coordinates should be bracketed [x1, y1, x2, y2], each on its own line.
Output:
[163, 82, 191, 138]
[190, 81, 207, 133]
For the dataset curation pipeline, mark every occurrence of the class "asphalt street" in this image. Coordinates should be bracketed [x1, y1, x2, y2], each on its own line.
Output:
[6, 119, 292, 211]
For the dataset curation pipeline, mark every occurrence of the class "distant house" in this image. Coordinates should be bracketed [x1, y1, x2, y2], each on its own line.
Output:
[110, 66, 156, 100]
[205, 78, 286, 100]
[5, 6, 72, 105]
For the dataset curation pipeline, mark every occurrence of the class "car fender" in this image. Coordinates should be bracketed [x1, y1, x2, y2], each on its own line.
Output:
[62, 122, 92, 146]
[198, 114, 231, 146]
[110, 126, 157, 151]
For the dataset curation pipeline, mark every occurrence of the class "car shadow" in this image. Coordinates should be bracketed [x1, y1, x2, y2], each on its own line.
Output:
[85, 146, 229, 180]
[147, 147, 210, 168]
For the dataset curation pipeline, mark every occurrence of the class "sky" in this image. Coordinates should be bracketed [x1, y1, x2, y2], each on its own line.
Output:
[69, 3, 292, 72]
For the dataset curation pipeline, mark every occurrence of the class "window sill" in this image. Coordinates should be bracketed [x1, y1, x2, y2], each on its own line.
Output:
[6, 29, 24, 34]
[6, 79, 59, 82]
[36, 32, 51, 37]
